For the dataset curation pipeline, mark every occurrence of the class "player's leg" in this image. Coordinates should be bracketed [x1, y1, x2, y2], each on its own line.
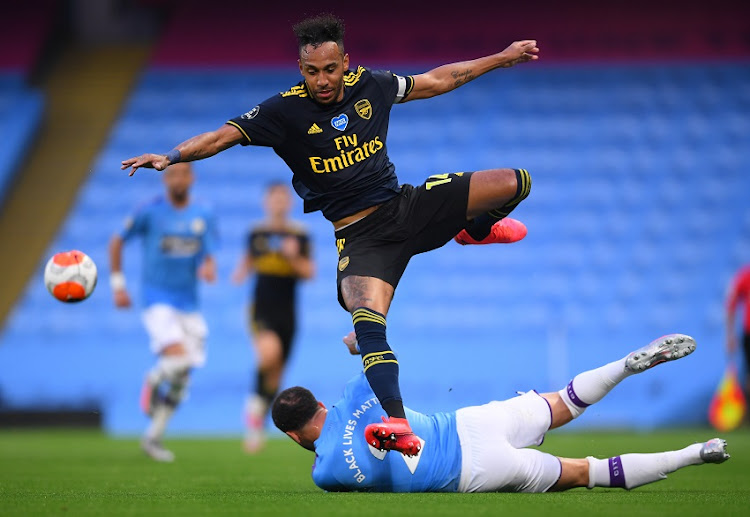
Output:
[455, 168, 531, 245]
[140, 305, 203, 462]
[245, 328, 285, 453]
[340, 275, 421, 456]
[550, 438, 730, 491]
[456, 395, 563, 492]
[541, 334, 697, 428]
[142, 342, 192, 462]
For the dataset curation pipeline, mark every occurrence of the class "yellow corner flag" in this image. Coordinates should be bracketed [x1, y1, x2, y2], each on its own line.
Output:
[708, 365, 746, 432]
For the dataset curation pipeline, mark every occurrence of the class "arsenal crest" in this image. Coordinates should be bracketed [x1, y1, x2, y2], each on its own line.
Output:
[354, 99, 372, 120]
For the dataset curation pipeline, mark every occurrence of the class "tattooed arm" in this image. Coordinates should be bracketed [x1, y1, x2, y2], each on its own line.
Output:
[402, 40, 539, 102]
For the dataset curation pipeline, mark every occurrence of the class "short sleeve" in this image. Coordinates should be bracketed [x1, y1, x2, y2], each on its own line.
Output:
[370, 69, 415, 104]
[119, 206, 148, 242]
[226, 95, 286, 147]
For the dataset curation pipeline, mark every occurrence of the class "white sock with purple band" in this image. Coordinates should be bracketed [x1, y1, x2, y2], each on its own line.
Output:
[558, 357, 633, 418]
[587, 444, 704, 489]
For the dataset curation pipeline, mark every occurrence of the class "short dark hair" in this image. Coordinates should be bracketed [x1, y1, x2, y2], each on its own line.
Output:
[272, 386, 319, 432]
[292, 13, 345, 53]
[265, 180, 287, 193]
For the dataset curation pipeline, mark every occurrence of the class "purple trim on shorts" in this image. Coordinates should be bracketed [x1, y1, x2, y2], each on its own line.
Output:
[547, 456, 563, 492]
[608, 456, 626, 488]
[566, 381, 591, 408]
[530, 389, 553, 446]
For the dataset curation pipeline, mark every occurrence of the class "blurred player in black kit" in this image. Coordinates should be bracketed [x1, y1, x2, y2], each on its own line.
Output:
[123, 13, 537, 456]
[232, 182, 314, 452]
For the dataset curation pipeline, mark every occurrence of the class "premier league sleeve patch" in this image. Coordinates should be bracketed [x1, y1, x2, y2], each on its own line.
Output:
[241, 106, 260, 120]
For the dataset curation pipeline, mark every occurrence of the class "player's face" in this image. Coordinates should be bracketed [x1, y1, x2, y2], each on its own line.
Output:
[163, 163, 193, 202]
[298, 42, 350, 105]
[264, 185, 292, 218]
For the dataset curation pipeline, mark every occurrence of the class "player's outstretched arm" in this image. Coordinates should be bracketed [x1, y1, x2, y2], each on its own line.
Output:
[403, 40, 539, 102]
[121, 124, 244, 176]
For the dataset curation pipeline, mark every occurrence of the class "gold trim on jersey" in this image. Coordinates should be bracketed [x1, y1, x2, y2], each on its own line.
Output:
[226, 120, 251, 143]
[343, 66, 366, 86]
[253, 253, 298, 277]
[281, 84, 309, 98]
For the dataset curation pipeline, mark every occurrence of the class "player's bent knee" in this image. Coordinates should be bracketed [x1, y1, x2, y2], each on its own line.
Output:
[505, 168, 531, 205]
[516, 168, 531, 199]
[157, 352, 193, 383]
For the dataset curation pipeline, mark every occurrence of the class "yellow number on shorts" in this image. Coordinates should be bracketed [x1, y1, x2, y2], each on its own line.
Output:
[425, 173, 452, 191]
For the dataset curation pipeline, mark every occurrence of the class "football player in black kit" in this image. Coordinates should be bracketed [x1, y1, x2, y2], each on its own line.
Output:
[232, 182, 314, 452]
[123, 13, 538, 456]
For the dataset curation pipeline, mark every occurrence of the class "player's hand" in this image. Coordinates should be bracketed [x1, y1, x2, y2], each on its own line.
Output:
[121, 153, 171, 176]
[343, 331, 359, 355]
[499, 40, 539, 68]
[113, 289, 132, 308]
[280, 236, 301, 259]
[230, 264, 247, 285]
[198, 258, 217, 283]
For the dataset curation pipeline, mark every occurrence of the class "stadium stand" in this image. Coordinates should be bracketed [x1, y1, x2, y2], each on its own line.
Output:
[1, 62, 748, 434]
[0, 2, 56, 204]
[1, 1, 749, 434]
[0, 76, 44, 206]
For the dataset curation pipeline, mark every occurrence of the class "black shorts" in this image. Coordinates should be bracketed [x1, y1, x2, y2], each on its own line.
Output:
[250, 303, 296, 360]
[334, 172, 473, 310]
[743, 333, 750, 372]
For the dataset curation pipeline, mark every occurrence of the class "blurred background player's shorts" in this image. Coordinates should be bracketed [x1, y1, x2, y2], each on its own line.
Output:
[142, 304, 207, 367]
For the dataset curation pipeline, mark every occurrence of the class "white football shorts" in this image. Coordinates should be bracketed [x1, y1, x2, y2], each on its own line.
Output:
[456, 390, 562, 493]
[142, 303, 208, 367]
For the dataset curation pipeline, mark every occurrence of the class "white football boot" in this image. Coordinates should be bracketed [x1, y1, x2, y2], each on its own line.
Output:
[700, 438, 730, 464]
[243, 394, 268, 454]
[625, 334, 696, 373]
[141, 437, 175, 463]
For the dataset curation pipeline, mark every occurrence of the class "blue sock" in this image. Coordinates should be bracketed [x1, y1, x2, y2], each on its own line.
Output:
[352, 307, 406, 419]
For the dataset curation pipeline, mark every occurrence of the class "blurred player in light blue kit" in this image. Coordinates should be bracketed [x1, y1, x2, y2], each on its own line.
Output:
[109, 162, 218, 462]
[273, 333, 729, 492]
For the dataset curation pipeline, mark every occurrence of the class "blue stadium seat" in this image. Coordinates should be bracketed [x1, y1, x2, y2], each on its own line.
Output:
[1, 64, 748, 434]
[0, 74, 44, 205]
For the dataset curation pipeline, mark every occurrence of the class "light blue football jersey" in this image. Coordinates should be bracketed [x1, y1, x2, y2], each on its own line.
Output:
[120, 195, 217, 311]
[311, 373, 462, 492]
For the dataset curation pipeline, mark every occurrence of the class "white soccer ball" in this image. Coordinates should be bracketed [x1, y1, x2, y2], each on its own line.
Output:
[44, 250, 98, 303]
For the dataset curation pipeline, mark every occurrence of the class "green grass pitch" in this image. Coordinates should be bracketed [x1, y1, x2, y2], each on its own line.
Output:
[1, 428, 749, 516]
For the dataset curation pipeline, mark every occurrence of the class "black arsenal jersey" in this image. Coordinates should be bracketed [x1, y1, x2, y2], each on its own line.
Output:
[247, 223, 310, 307]
[227, 67, 415, 221]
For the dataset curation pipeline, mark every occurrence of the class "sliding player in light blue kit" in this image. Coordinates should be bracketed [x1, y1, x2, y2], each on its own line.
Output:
[109, 162, 218, 462]
[273, 333, 729, 492]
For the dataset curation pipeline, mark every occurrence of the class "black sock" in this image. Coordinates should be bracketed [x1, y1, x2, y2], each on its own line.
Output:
[254, 369, 277, 407]
[352, 307, 406, 419]
[466, 168, 531, 240]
